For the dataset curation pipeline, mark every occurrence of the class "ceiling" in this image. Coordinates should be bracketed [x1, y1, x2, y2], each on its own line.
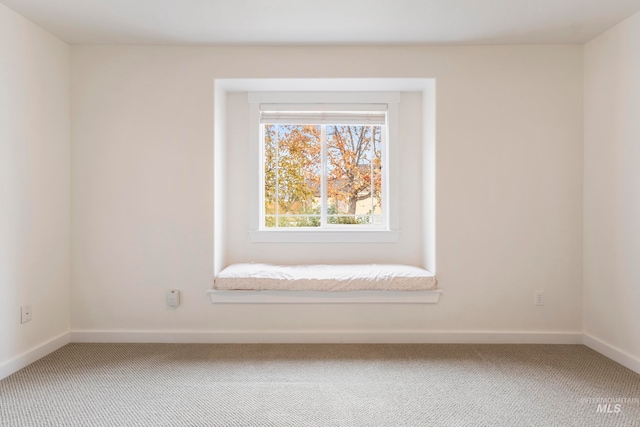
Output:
[2, 0, 640, 45]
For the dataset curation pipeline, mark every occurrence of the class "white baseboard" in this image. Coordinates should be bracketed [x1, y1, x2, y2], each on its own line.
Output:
[583, 334, 640, 375]
[0, 332, 70, 381]
[207, 289, 442, 304]
[70, 330, 583, 345]
[8, 331, 624, 379]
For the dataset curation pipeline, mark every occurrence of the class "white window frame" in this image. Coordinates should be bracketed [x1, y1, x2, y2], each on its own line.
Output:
[248, 92, 401, 243]
[260, 105, 387, 231]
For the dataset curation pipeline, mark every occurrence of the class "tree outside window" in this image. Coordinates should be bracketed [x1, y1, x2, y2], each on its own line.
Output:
[264, 122, 383, 228]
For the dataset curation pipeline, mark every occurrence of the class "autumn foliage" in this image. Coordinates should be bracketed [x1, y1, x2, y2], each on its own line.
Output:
[264, 124, 382, 227]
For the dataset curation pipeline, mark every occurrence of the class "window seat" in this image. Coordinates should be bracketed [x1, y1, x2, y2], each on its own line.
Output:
[208, 263, 441, 304]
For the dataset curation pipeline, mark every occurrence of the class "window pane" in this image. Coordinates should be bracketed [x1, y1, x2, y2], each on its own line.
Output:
[326, 125, 381, 225]
[271, 215, 321, 228]
[264, 124, 321, 228]
[371, 125, 383, 225]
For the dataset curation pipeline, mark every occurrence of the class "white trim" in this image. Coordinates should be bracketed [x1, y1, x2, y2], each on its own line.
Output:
[250, 90, 399, 236]
[583, 334, 640, 375]
[69, 330, 583, 345]
[7, 331, 632, 373]
[213, 81, 228, 275]
[249, 101, 261, 234]
[260, 111, 386, 125]
[387, 101, 400, 230]
[0, 332, 70, 380]
[260, 103, 388, 112]
[422, 79, 436, 273]
[207, 289, 441, 304]
[249, 230, 401, 243]
[215, 79, 433, 270]
[249, 91, 401, 104]
[219, 78, 430, 93]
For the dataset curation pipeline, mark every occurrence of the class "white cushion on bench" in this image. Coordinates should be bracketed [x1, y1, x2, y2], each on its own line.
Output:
[214, 263, 438, 292]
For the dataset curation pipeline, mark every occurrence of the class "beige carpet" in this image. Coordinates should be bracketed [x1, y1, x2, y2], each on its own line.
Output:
[1, 343, 639, 426]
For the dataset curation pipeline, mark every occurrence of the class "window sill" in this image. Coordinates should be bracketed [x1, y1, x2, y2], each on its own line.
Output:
[248, 230, 401, 243]
[207, 289, 441, 304]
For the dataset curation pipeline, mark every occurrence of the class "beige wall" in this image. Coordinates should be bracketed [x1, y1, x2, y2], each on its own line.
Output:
[70, 44, 583, 335]
[584, 11, 640, 362]
[0, 4, 70, 367]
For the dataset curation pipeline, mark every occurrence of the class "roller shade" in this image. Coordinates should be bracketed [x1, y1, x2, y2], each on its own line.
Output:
[259, 103, 387, 125]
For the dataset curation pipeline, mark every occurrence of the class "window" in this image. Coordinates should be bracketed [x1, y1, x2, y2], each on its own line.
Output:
[248, 91, 401, 243]
[260, 104, 386, 229]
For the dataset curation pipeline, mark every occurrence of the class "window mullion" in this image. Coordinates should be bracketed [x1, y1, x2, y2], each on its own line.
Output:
[275, 126, 279, 228]
[320, 125, 327, 228]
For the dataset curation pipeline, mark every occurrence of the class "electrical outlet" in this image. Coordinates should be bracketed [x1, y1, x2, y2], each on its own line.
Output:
[21, 305, 32, 323]
[167, 290, 180, 307]
[534, 291, 545, 306]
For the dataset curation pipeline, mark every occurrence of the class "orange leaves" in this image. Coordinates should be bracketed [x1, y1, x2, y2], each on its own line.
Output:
[326, 125, 382, 214]
[264, 123, 383, 222]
